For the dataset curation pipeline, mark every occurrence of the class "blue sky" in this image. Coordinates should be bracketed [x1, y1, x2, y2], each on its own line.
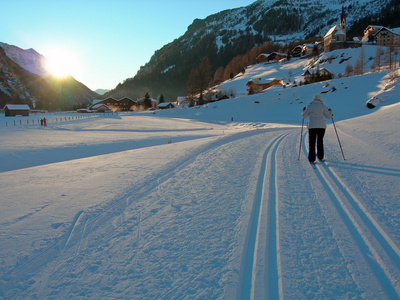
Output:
[1, 0, 255, 91]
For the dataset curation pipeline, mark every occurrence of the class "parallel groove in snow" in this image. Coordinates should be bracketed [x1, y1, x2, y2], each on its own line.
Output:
[239, 131, 289, 300]
[301, 133, 400, 298]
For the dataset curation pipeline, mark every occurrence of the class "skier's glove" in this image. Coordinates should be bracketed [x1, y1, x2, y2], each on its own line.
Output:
[302, 107, 306, 111]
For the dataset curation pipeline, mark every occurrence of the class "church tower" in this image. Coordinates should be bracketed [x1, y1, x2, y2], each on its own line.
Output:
[340, 5, 347, 40]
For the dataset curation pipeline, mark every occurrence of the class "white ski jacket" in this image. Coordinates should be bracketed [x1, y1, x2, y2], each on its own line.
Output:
[302, 96, 332, 129]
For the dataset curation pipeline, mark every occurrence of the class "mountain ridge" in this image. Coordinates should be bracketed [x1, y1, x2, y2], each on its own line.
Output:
[0, 42, 98, 110]
[105, 0, 393, 101]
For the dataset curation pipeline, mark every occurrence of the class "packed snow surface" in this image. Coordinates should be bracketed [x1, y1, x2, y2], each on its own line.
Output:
[1, 48, 400, 299]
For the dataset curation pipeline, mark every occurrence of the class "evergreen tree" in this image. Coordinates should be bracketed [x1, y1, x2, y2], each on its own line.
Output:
[143, 92, 152, 109]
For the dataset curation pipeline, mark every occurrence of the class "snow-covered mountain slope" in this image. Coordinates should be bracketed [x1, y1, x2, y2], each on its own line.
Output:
[0, 44, 399, 298]
[0, 42, 47, 76]
[110, 0, 393, 101]
[0, 42, 98, 109]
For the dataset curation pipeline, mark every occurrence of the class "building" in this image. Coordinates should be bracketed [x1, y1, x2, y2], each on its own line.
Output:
[157, 102, 175, 109]
[176, 96, 193, 107]
[91, 97, 138, 112]
[324, 6, 347, 52]
[256, 52, 287, 63]
[362, 25, 385, 43]
[246, 78, 286, 93]
[292, 43, 323, 57]
[91, 104, 112, 113]
[374, 27, 400, 46]
[3, 104, 31, 116]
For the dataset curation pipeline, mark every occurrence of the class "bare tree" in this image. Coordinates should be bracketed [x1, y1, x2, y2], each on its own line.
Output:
[186, 56, 211, 105]
[372, 45, 383, 72]
[344, 61, 353, 77]
[354, 45, 365, 75]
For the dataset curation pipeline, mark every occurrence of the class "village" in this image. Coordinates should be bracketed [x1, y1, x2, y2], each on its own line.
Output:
[73, 9, 400, 114]
[2, 7, 400, 117]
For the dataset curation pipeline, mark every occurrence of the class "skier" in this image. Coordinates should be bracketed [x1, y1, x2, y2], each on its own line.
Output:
[302, 95, 332, 163]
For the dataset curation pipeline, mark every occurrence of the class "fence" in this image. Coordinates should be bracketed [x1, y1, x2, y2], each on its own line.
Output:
[0, 113, 114, 128]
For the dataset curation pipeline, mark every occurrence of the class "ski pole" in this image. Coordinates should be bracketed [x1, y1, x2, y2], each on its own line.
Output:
[332, 117, 346, 160]
[298, 117, 305, 160]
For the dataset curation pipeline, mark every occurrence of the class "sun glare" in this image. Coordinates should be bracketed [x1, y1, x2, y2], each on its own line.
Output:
[45, 48, 79, 78]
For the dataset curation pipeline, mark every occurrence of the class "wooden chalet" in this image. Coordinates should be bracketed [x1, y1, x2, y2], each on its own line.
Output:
[176, 96, 193, 107]
[256, 52, 287, 63]
[3, 104, 31, 116]
[302, 68, 334, 83]
[292, 43, 323, 57]
[158, 102, 175, 109]
[246, 79, 286, 93]
[91, 104, 111, 113]
[91, 97, 138, 112]
[119, 97, 138, 111]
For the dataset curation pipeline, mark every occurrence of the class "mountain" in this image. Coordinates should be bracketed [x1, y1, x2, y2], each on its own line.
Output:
[106, 0, 396, 101]
[95, 88, 110, 95]
[0, 42, 98, 110]
[0, 42, 47, 77]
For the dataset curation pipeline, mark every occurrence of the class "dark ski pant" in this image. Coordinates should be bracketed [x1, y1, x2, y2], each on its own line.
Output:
[308, 128, 326, 162]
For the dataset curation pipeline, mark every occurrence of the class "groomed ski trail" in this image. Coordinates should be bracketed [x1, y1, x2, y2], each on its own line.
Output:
[238, 131, 292, 300]
[301, 131, 400, 299]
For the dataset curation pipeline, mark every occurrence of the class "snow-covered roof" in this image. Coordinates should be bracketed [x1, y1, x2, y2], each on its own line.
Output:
[91, 104, 110, 109]
[376, 27, 400, 36]
[324, 25, 345, 38]
[392, 27, 400, 35]
[158, 102, 174, 108]
[92, 100, 104, 105]
[4, 104, 31, 110]
[176, 96, 188, 104]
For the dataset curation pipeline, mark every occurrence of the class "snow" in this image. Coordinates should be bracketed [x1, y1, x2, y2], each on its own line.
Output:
[3, 104, 31, 111]
[0, 42, 47, 77]
[1, 46, 400, 298]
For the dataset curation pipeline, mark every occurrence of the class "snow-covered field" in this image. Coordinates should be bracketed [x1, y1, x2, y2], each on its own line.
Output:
[1, 46, 400, 299]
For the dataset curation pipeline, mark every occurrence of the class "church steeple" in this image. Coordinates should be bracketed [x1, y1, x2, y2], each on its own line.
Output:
[340, 5, 347, 39]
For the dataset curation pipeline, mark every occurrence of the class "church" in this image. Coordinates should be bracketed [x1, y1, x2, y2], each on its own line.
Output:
[323, 6, 347, 52]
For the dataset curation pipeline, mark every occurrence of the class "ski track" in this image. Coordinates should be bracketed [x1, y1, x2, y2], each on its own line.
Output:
[3, 124, 398, 298]
[0, 127, 288, 298]
[301, 133, 400, 299]
[238, 131, 291, 300]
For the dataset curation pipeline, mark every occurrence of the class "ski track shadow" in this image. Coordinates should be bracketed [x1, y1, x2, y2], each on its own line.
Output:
[327, 161, 400, 177]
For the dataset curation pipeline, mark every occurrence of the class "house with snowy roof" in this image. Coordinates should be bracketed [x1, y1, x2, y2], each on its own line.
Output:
[246, 78, 285, 94]
[91, 97, 138, 112]
[157, 102, 175, 109]
[362, 25, 385, 43]
[176, 96, 193, 107]
[374, 27, 400, 46]
[256, 52, 287, 63]
[292, 43, 323, 57]
[3, 104, 31, 116]
[91, 103, 112, 113]
[362, 25, 400, 46]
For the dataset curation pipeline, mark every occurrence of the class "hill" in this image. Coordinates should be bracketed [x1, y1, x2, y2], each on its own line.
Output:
[0, 42, 98, 110]
[105, 0, 396, 101]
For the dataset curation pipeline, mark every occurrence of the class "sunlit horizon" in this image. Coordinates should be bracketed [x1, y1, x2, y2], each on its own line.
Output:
[44, 47, 81, 78]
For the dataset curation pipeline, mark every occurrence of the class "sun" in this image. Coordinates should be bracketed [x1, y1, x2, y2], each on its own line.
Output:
[45, 48, 79, 78]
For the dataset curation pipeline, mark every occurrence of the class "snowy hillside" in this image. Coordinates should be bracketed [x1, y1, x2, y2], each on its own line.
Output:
[1, 46, 399, 298]
[0, 42, 47, 76]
